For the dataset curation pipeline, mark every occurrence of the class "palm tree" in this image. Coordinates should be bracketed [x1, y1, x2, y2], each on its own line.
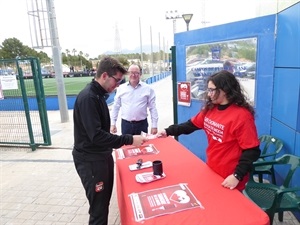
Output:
[65, 49, 70, 66]
[72, 48, 77, 56]
[79, 51, 83, 70]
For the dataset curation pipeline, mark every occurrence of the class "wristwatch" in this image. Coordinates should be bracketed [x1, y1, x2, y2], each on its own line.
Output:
[233, 173, 242, 181]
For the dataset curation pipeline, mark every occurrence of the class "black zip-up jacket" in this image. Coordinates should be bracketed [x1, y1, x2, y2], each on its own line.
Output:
[72, 80, 133, 161]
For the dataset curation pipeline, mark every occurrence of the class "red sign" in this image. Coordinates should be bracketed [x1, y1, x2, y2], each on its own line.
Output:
[177, 82, 191, 106]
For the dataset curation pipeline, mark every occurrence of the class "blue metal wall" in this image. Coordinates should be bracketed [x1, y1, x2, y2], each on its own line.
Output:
[272, 3, 300, 160]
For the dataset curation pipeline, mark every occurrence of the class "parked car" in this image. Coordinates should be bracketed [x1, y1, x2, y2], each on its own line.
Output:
[233, 62, 256, 78]
[245, 63, 256, 79]
[41, 64, 70, 78]
[0, 67, 15, 75]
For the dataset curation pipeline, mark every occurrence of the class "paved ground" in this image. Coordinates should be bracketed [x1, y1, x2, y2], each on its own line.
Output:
[1, 76, 299, 225]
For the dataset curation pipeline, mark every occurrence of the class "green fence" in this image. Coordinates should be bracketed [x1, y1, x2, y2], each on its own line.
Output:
[0, 57, 51, 150]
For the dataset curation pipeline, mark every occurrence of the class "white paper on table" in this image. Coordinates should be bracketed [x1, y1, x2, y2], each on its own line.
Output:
[141, 131, 161, 140]
[115, 144, 159, 159]
[135, 172, 166, 183]
[129, 161, 153, 171]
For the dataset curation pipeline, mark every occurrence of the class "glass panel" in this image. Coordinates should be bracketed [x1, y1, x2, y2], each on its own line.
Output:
[186, 37, 257, 106]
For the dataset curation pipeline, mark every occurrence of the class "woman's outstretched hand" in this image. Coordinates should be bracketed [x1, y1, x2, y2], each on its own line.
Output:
[157, 129, 167, 138]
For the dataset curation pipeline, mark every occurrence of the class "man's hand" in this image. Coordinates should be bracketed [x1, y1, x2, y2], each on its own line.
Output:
[151, 128, 158, 135]
[132, 135, 148, 146]
[110, 125, 117, 133]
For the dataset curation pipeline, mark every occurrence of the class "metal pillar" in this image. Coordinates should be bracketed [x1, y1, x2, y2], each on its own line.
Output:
[46, 0, 69, 122]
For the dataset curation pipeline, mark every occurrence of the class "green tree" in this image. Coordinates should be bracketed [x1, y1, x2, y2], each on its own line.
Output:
[36, 51, 51, 64]
[115, 55, 129, 67]
[0, 38, 50, 63]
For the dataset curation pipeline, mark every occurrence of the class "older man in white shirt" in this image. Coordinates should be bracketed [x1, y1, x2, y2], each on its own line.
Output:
[110, 64, 158, 135]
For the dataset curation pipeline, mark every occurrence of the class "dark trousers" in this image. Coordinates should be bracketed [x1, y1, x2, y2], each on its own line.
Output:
[73, 155, 114, 225]
[121, 118, 148, 135]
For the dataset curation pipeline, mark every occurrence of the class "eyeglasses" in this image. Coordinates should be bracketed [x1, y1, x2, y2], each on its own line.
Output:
[206, 88, 218, 93]
[110, 76, 123, 85]
[128, 71, 141, 76]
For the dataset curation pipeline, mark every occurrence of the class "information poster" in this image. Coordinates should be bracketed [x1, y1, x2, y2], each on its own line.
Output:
[129, 183, 204, 222]
[0, 75, 18, 90]
[116, 144, 159, 159]
[177, 82, 191, 107]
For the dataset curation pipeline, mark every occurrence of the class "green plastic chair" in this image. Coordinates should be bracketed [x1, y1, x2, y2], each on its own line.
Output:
[253, 135, 284, 184]
[243, 154, 300, 225]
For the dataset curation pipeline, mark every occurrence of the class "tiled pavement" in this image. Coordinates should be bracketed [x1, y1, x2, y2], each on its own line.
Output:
[1, 76, 299, 225]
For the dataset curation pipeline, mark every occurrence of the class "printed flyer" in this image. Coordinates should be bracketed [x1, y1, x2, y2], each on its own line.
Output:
[129, 183, 204, 222]
[116, 144, 159, 159]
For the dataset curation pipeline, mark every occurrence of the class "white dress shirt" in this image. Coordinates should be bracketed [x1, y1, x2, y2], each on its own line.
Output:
[110, 81, 158, 128]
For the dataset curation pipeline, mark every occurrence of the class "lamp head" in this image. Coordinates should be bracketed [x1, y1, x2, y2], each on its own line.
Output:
[182, 14, 193, 24]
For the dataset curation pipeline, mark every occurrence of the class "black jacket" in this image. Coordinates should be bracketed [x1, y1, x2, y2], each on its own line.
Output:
[73, 80, 133, 161]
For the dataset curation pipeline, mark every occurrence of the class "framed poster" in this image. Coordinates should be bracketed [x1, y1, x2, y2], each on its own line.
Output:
[177, 82, 191, 107]
[186, 37, 257, 106]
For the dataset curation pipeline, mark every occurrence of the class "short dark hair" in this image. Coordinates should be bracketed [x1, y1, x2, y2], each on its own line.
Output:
[96, 56, 127, 78]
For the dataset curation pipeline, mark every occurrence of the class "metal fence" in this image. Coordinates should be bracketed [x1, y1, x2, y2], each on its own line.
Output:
[0, 57, 51, 150]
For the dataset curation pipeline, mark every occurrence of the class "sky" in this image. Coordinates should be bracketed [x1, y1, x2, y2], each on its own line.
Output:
[0, 0, 278, 58]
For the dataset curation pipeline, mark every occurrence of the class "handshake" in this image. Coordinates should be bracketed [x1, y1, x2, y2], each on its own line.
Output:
[132, 131, 167, 147]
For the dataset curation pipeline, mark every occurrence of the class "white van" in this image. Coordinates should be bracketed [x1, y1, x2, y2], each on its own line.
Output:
[42, 64, 70, 78]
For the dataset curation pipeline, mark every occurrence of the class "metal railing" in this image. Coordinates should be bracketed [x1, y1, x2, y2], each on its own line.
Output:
[0, 57, 51, 150]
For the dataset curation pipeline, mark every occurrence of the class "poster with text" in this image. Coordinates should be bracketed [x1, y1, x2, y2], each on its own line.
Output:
[0, 75, 18, 90]
[129, 183, 204, 222]
[177, 82, 191, 107]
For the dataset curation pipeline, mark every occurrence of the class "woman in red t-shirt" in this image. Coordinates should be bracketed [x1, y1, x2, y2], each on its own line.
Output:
[158, 70, 260, 191]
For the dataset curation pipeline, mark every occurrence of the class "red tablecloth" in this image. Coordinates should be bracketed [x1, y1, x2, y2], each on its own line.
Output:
[115, 136, 270, 225]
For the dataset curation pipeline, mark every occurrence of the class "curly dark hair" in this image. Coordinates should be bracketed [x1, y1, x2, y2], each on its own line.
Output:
[203, 70, 255, 115]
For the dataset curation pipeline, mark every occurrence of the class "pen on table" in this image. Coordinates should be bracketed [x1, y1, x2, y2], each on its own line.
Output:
[136, 158, 143, 169]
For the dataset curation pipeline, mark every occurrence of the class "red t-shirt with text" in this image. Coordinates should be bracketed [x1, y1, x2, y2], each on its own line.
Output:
[191, 104, 259, 190]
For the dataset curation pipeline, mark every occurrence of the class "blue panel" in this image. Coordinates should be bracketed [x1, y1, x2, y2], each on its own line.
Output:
[298, 88, 300, 132]
[296, 132, 300, 156]
[273, 68, 300, 130]
[270, 119, 299, 191]
[271, 118, 296, 155]
[175, 15, 276, 46]
[275, 2, 300, 67]
[179, 131, 207, 161]
[254, 31, 276, 136]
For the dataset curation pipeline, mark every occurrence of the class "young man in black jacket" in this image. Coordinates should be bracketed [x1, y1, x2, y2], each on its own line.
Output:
[73, 56, 147, 225]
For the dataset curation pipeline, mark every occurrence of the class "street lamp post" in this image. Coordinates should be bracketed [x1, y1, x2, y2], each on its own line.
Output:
[182, 14, 193, 31]
[165, 10, 182, 44]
